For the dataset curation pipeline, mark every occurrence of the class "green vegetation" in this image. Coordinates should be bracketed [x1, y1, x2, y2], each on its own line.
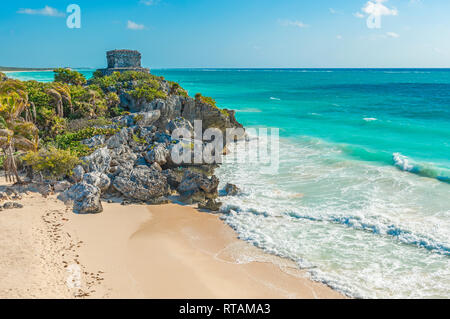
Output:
[53, 127, 119, 157]
[129, 84, 166, 102]
[169, 82, 188, 97]
[0, 68, 225, 181]
[195, 93, 229, 117]
[22, 147, 81, 179]
[54, 68, 87, 86]
[91, 71, 167, 102]
[132, 133, 146, 145]
[0, 80, 39, 183]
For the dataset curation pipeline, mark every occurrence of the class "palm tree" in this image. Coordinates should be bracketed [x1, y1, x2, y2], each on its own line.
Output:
[0, 80, 39, 183]
[46, 82, 72, 118]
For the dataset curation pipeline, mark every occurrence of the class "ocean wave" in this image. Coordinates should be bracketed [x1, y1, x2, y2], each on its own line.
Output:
[236, 108, 262, 113]
[270, 97, 281, 100]
[286, 211, 450, 256]
[393, 153, 450, 183]
[222, 203, 450, 256]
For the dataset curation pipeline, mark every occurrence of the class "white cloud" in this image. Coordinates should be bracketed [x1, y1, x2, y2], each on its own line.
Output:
[17, 5, 65, 17]
[329, 8, 343, 15]
[279, 19, 309, 28]
[386, 31, 400, 38]
[362, 0, 398, 17]
[336, 35, 343, 40]
[356, 0, 398, 29]
[140, 0, 159, 5]
[127, 20, 145, 30]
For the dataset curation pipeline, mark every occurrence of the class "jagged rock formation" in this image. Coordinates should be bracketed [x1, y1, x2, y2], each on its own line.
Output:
[16, 51, 245, 214]
[60, 108, 235, 212]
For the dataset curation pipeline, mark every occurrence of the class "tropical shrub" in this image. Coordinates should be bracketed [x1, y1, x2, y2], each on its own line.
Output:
[169, 81, 188, 97]
[194, 93, 229, 117]
[195, 93, 217, 107]
[22, 146, 81, 179]
[69, 85, 108, 119]
[54, 126, 119, 157]
[0, 80, 40, 182]
[54, 68, 87, 86]
[128, 85, 166, 102]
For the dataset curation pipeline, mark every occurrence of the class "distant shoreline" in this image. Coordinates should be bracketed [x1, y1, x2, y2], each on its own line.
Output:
[0, 67, 56, 72]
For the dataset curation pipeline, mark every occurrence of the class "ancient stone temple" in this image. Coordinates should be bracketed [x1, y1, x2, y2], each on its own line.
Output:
[98, 49, 150, 76]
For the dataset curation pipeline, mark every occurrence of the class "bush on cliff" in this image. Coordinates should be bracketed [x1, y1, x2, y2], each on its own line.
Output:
[22, 146, 81, 179]
[90, 71, 167, 102]
[53, 126, 119, 157]
[129, 84, 166, 102]
[68, 85, 108, 119]
[169, 82, 188, 97]
[195, 93, 229, 117]
[54, 68, 87, 86]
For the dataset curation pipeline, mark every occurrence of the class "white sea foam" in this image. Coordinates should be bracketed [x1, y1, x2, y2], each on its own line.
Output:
[216, 136, 450, 298]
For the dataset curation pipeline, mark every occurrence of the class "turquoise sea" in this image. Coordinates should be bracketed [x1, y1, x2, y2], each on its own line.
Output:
[8, 69, 450, 298]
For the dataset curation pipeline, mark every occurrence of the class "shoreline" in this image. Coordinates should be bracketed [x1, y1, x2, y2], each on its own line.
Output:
[0, 180, 343, 299]
[1, 69, 55, 73]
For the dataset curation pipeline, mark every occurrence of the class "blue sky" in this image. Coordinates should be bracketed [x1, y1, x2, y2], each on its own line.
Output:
[1, 0, 449, 68]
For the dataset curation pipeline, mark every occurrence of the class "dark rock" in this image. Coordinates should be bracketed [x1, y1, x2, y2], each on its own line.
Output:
[37, 184, 53, 197]
[198, 199, 222, 212]
[150, 162, 162, 172]
[223, 183, 240, 196]
[162, 168, 185, 189]
[72, 165, 85, 183]
[54, 181, 72, 192]
[144, 144, 170, 166]
[112, 166, 170, 201]
[177, 170, 219, 203]
[59, 182, 103, 214]
[3, 202, 23, 210]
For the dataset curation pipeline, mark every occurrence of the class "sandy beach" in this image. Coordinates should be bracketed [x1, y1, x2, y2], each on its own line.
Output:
[0, 178, 342, 299]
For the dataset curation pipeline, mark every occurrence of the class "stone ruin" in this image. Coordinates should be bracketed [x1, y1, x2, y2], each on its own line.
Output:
[98, 49, 150, 76]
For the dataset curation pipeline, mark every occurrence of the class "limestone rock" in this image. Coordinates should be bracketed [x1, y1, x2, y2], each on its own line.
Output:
[162, 168, 185, 189]
[83, 172, 111, 192]
[72, 165, 85, 183]
[134, 110, 161, 126]
[54, 181, 72, 192]
[82, 135, 106, 148]
[106, 128, 130, 149]
[198, 199, 222, 212]
[82, 147, 111, 174]
[223, 183, 240, 196]
[112, 166, 170, 201]
[166, 117, 194, 135]
[59, 182, 103, 214]
[144, 144, 170, 166]
[177, 171, 219, 203]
